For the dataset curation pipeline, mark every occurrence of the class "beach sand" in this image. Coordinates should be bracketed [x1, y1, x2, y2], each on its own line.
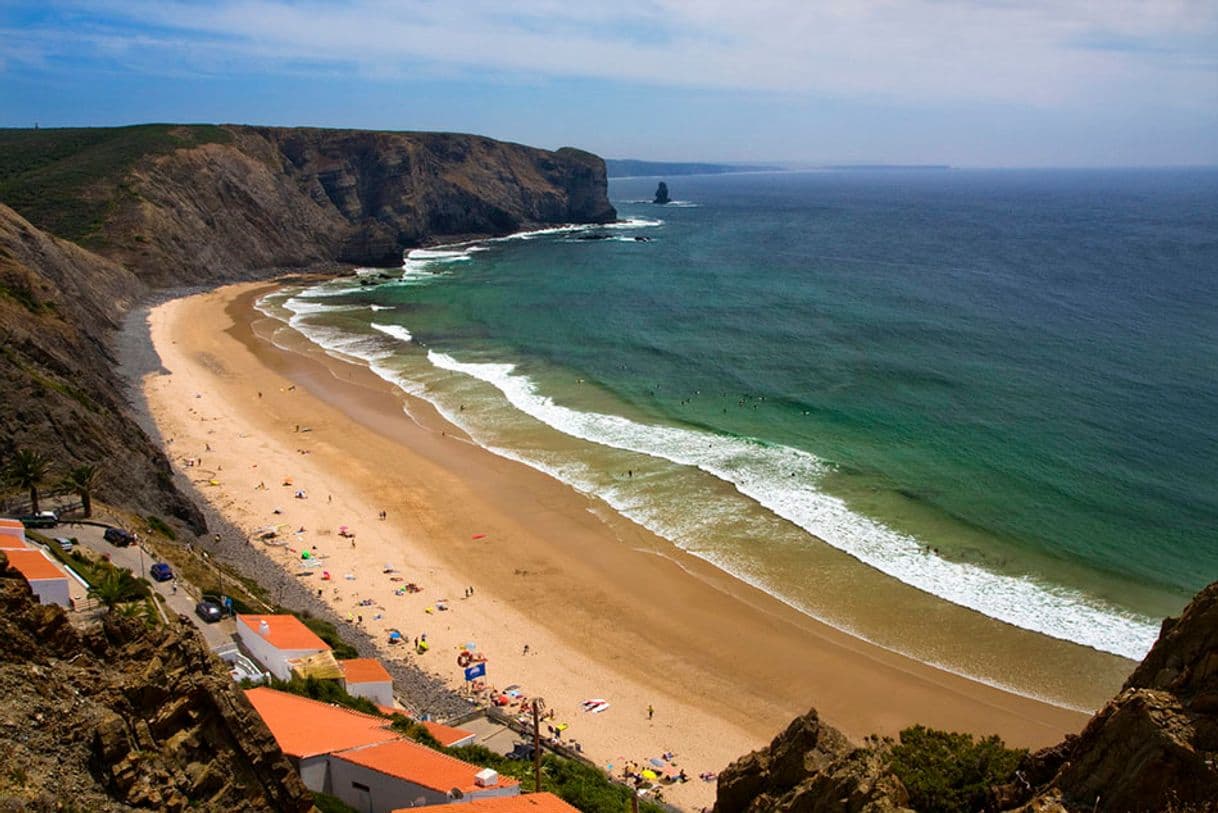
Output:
[144, 281, 1104, 810]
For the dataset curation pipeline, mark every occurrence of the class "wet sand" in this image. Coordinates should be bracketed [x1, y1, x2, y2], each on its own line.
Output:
[144, 281, 1108, 810]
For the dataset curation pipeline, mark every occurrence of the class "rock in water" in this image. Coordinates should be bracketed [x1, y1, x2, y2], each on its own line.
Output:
[654, 181, 671, 204]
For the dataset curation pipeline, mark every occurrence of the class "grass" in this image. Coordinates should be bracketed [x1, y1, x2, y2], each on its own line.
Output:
[0, 124, 233, 244]
[294, 611, 359, 659]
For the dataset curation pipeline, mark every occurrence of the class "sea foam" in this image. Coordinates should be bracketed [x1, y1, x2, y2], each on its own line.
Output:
[425, 350, 1160, 660]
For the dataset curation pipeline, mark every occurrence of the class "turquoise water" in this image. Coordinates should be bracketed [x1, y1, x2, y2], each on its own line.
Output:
[260, 169, 1218, 664]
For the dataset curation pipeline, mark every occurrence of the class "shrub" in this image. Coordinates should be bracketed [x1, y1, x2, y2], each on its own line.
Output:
[145, 514, 176, 540]
[262, 675, 381, 716]
[886, 725, 1026, 813]
[295, 612, 359, 659]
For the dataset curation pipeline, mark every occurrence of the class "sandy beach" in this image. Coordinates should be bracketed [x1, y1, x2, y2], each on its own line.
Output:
[142, 281, 1102, 810]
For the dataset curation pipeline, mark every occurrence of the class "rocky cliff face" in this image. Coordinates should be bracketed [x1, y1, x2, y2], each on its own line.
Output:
[0, 203, 203, 528]
[0, 550, 313, 811]
[0, 124, 614, 524]
[713, 709, 912, 813]
[715, 580, 1218, 813]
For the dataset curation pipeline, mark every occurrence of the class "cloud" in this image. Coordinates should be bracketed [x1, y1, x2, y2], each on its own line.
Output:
[7, 0, 1218, 108]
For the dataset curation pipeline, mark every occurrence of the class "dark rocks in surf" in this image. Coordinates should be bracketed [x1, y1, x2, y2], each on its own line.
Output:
[654, 181, 671, 204]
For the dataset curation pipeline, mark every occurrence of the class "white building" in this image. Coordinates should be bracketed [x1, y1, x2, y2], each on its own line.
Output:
[330, 739, 518, 811]
[340, 658, 395, 707]
[236, 614, 330, 681]
[244, 687, 518, 813]
[1, 546, 71, 607]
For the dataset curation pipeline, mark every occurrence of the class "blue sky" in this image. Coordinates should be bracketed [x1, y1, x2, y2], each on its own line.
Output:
[2, 1, 1216, 166]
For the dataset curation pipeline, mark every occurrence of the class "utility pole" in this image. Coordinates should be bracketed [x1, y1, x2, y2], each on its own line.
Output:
[531, 698, 543, 793]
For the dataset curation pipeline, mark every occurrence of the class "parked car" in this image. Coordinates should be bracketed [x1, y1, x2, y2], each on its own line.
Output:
[18, 511, 58, 529]
[103, 527, 136, 547]
[52, 537, 74, 552]
[195, 600, 223, 623]
[149, 562, 173, 582]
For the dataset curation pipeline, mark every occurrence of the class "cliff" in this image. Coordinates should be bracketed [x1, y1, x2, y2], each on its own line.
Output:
[715, 580, 1218, 812]
[0, 550, 313, 811]
[0, 124, 614, 524]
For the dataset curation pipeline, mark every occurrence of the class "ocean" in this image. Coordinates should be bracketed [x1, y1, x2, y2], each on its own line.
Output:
[257, 168, 1218, 677]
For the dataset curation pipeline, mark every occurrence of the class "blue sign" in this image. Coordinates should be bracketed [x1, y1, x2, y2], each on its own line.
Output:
[464, 662, 486, 681]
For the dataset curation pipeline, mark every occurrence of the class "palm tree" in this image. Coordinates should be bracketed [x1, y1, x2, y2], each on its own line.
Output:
[4, 449, 51, 515]
[63, 464, 101, 518]
[88, 569, 143, 612]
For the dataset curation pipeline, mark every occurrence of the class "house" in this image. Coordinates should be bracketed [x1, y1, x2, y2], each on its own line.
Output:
[0, 518, 28, 546]
[236, 614, 330, 680]
[399, 792, 579, 813]
[331, 738, 518, 811]
[245, 687, 518, 813]
[374, 706, 477, 749]
[341, 658, 395, 707]
[0, 546, 71, 606]
[245, 686, 399, 790]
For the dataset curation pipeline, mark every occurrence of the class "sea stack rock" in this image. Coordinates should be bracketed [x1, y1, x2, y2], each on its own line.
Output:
[654, 181, 671, 204]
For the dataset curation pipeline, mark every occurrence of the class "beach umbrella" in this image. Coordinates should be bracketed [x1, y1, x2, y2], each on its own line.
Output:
[641, 769, 658, 781]
[301, 551, 310, 559]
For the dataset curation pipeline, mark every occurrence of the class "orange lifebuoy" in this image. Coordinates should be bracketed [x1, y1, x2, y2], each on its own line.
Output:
[457, 651, 473, 667]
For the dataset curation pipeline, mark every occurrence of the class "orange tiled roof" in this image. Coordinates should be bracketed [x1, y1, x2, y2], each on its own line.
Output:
[244, 687, 397, 758]
[420, 720, 475, 748]
[334, 738, 519, 794]
[0, 518, 26, 528]
[238, 614, 330, 652]
[2, 549, 66, 581]
[394, 792, 577, 813]
[340, 658, 392, 684]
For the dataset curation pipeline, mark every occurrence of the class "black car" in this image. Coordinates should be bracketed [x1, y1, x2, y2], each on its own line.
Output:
[103, 527, 135, 547]
[195, 600, 223, 623]
[18, 511, 58, 529]
[149, 562, 173, 582]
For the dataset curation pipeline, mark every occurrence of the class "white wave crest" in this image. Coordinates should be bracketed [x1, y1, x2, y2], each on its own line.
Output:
[424, 350, 1159, 660]
[370, 323, 413, 343]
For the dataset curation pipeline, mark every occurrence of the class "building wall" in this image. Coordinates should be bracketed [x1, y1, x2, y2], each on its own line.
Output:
[346, 679, 394, 708]
[297, 755, 331, 794]
[28, 576, 70, 607]
[236, 619, 325, 680]
[329, 758, 518, 813]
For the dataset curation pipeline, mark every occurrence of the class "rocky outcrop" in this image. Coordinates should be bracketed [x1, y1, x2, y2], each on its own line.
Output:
[0, 550, 313, 811]
[1010, 581, 1218, 812]
[0, 124, 614, 526]
[713, 708, 912, 813]
[654, 181, 671, 204]
[716, 580, 1218, 813]
[0, 203, 204, 529]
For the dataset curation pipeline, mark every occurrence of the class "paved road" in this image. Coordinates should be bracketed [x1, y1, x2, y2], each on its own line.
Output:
[57, 521, 237, 649]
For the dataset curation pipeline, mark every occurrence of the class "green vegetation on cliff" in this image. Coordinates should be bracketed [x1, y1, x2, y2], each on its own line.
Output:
[0, 124, 231, 244]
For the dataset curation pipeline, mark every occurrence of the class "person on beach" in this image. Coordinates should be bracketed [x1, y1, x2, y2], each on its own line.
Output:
[648, 704, 654, 720]
[523, 644, 530, 655]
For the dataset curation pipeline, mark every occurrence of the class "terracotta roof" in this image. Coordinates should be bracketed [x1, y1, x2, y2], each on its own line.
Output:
[0, 518, 25, 528]
[244, 687, 397, 758]
[2, 549, 66, 581]
[411, 793, 579, 813]
[334, 738, 519, 794]
[340, 658, 392, 685]
[420, 721, 476, 748]
[237, 614, 330, 652]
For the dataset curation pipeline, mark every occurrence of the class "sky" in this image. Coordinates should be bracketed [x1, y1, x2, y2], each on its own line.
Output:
[2, 1, 1217, 167]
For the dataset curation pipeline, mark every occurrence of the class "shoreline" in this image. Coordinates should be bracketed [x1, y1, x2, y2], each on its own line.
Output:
[139, 279, 1103, 810]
